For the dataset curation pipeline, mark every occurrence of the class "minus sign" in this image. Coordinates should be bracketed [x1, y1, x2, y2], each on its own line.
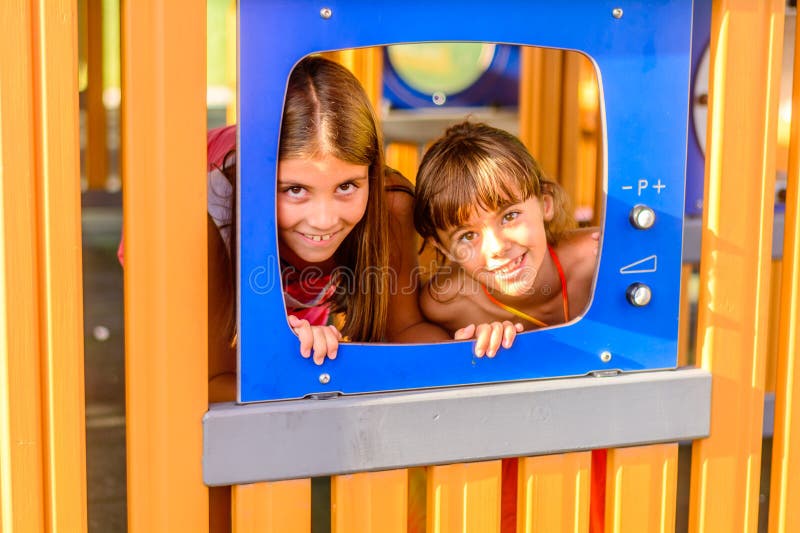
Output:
[621, 186, 633, 190]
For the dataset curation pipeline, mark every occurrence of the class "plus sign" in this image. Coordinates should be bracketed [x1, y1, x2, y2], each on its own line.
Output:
[652, 179, 666, 194]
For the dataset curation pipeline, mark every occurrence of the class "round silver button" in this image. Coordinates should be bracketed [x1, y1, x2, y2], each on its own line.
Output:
[626, 283, 652, 307]
[629, 205, 656, 229]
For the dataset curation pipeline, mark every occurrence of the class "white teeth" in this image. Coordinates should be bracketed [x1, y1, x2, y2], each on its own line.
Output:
[303, 232, 333, 242]
[494, 255, 523, 274]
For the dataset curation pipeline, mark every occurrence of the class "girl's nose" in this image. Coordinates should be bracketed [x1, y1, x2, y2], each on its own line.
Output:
[307, 199, 339, 230]
[482, 227, 508, 257]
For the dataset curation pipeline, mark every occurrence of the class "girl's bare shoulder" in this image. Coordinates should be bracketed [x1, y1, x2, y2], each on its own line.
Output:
[556, 227, 601, 276]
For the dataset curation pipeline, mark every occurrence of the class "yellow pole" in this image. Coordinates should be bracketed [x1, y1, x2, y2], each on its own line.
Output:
[0, 0, 86, 531]
[121, 1, 209, 531]
[768, 3, 800, 528]
[688, 1, 784, 531]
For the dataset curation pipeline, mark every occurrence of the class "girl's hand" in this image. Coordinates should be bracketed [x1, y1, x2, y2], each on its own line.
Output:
[453, 321, 524, 358]
[288, 315, 343, 365]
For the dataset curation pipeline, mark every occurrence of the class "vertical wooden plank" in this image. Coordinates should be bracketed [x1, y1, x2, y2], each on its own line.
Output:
[385, 142, 420, 183]
[323, 48, 384, 112]
[538, 50, 564, 179]
[677, 264, 694, 367]
[232, 480, 311, 533]
[0, 2, 46, 530]
[1, 0, 87, 531]
[605, 444, 678, 533]
[121, 0, 209, 531]
[516, 453, 591, 533]
[768, 7, 800, 528]
[577, 55, 600, 224]
[688, 2, 784, 532]
[332, 470, 408, 533]
[32, 0, 88, 530]
[427, 461, 501, 533]
[559, 52, 581, 204]
[519, 46, 544, 154]
[765, 259, 783, 392]
[86, 0, 107, 190]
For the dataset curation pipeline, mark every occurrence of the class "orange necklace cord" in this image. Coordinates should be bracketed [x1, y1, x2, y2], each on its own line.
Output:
[481, 245, 569, 327]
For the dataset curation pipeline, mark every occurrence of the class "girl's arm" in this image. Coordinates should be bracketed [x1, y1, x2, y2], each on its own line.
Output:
[419, 278, 523, 357]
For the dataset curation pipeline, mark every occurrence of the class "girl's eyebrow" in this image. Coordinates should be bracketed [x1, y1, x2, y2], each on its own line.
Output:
[277, 175, 368, 187]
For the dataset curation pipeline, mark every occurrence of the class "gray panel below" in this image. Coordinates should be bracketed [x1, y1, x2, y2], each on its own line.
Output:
[203, 367, 711, 486]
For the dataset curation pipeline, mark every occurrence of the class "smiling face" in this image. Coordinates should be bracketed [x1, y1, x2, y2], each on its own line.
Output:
[438, 195, 554, 297]
[277, 154, 369, 265]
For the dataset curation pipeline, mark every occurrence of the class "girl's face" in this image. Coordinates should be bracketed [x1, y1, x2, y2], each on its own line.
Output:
[437, 195, 554, 297]
[277, 154, 369, 265]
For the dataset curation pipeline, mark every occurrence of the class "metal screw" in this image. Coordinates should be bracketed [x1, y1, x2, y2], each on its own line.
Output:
[600, 351, 612, 363]
[612, 7, 623, 19]
[629, 204, 656, 229]
[320, 7, 332, 19]
[319, 373, 331, 384]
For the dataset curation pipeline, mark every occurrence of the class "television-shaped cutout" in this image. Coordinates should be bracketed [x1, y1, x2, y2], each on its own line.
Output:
[238, 0, 693, 403]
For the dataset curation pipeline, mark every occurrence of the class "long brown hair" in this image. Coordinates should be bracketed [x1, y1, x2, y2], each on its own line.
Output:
[221, 55, 389, 342]
[414, 120, 575, 262]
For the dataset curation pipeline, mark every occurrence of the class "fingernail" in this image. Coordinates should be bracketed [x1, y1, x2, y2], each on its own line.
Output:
[330, 351, 337, 360]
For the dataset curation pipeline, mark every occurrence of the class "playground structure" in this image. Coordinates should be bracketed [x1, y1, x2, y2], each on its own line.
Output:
[1, 1, 799, 533]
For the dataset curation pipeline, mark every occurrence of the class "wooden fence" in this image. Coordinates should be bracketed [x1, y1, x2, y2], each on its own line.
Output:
[1, 0, 799, 532]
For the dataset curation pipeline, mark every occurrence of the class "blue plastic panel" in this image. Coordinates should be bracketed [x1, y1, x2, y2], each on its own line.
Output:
[238, 0, 693, 403]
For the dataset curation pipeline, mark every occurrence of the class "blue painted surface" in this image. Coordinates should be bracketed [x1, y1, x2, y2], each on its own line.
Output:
[238, 0, 693, 402]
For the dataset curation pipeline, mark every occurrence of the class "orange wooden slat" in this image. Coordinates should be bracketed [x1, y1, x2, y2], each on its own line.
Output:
[516, 453, 591, 533]
[332, 470, 408, 533]
[605, 444, 678, 533]
[559, 52, 581, 204]
[428, 461, 502, 533]
[385, 142, 420, 184]
[688, 1, 785, 531]
[0, 1, 48, 529]
[1, 1, 86, 530]
[86, 0, 107, 190]
[768, 6, 800, 528]
[519, 46, 544, 154]
[323, 48, 384, 113]
[537, 49, 564, 179]
[677, 263, 694, 367]
[232, 480, 311, 533]
[31, 0, 88, 530]
[121, 0, 209, 531]
[765, 259, 783, 392]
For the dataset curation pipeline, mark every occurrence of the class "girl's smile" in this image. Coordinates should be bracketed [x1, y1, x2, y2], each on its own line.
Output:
[277, 154, 369, 265]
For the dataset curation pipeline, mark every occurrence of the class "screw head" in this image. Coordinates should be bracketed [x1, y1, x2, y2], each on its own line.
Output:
[320, 7, 332, 19]
[319, 373, 331, 384]
[612, 7, 623, 19]
[600, 351, 612, 363]
[629, 204, 656, 229]
[432, 91, 447, 106]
